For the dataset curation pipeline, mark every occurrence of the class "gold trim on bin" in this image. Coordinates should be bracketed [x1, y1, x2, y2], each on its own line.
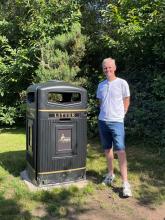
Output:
[38, 167, 86, 175]
[38, 109, 87, 112]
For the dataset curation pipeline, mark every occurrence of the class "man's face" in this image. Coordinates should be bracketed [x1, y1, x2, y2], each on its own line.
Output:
[103, 61, 116, 79]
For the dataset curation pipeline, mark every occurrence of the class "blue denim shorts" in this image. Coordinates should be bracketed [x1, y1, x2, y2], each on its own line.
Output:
[98, 120, 125, 151]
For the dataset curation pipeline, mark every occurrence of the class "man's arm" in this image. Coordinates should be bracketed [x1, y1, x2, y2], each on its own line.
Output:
[123, 97, 130, 114]
[98, 99, 102, 106]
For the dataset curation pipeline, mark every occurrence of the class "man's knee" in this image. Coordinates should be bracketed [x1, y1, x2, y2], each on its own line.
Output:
[116, 150, 126, 158]
[105, 148, 114, 158]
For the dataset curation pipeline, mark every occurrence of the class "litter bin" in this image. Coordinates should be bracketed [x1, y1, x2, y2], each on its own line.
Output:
[26, 80, 87, 186]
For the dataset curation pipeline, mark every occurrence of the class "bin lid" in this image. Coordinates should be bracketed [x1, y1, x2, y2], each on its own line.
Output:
[27, 80, 86, 93]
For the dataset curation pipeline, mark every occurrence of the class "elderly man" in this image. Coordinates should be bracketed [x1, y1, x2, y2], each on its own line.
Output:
[96, 57, 132, 197]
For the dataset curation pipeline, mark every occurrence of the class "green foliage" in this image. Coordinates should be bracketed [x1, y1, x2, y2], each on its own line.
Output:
[0, 0, 164, 146]
[35, 22, 86, 83]
[80, 0, 165, 145]
[0, 0, 86, 125]
[0, 105, 16, 125]
[100, 0, 165, 64]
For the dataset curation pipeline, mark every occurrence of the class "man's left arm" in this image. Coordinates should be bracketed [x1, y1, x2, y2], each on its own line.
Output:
[123, 96, 130, 115]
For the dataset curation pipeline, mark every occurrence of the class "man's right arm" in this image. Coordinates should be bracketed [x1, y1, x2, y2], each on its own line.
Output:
[98, 99, 102, 106]
[96, 84, 102, 108]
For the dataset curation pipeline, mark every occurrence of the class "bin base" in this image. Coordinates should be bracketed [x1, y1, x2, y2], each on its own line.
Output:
[20, 170, 88, 192]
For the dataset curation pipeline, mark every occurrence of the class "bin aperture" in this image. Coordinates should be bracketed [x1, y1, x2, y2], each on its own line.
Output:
[48, 92, 81, 104]
[26, 81, 87, 186]
[27, 92, 35, 103]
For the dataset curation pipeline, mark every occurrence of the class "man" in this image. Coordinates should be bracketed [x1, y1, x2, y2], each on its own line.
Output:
[96, 57, 132, 197]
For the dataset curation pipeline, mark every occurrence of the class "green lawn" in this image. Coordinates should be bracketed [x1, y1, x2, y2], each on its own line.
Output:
[0, 127, 165, 220]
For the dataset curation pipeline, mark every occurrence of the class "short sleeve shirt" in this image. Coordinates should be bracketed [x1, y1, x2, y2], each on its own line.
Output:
[96, 77, 130, 122]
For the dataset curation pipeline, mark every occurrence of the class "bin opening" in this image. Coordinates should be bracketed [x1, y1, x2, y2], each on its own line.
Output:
[27, 92, 35, 103]
[48, 92, 81, 104]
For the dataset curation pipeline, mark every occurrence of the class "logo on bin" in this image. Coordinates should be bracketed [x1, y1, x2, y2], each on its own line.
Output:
[58, 133, 71, 144]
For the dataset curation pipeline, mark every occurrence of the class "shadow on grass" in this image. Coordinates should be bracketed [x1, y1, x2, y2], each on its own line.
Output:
[32, 188, 93, 219]
[0, 161, 94, 220]
[86, 168, 121, 185]
[126, 143, 165, 206]
[86, 170, 103, 184]
[87, 138, 165, 207]
[0, 127, 25, 135]
[0, 194, 32, 220]
[0, 150, 95, 218]
[111, 186, 124, 198]
[1, 128, 165, 213]
[0, 150, 26, 176]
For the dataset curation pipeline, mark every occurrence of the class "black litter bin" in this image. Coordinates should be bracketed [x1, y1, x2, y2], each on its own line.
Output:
[26, 80, 87, 186]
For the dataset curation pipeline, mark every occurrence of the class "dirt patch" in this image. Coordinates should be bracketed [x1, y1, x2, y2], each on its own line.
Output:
[69, 188, 165, 220]
[31, 204, 47, 218]
[30, 188, 165, 220]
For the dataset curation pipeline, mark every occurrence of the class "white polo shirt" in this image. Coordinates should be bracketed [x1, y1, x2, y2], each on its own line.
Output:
[96, 77, 130, 122]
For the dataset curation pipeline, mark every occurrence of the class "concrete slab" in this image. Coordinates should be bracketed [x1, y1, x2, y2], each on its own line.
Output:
[20, 170, 88, 192]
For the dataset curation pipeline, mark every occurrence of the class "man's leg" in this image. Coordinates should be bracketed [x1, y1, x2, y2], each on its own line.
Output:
[102, 148, 115, 185]
[111, 121, 132, 196]
[116, 150, 132, 197]
[105, 148, 114, 175]
[116, 150, 128, 182]
[111, 122, 128, 182]
[98, 120, 116, 184]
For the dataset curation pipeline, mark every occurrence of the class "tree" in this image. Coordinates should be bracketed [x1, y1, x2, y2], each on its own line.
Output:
[80, 0, 165, 145]
[35, 22, 86, 84]
[0, 0, 86, 125]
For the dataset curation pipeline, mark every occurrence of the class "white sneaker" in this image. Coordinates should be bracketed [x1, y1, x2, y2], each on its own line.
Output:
[102, 174, 115, 186]
[123, 182, 132, 197]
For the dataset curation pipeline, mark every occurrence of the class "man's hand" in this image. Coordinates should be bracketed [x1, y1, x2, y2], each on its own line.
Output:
[123, 97, 130, 114]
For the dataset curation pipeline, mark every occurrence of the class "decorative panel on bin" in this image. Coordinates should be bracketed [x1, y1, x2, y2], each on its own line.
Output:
[26, 80, 87, 186]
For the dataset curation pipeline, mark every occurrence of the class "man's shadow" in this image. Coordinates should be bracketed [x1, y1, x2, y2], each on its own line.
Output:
[111, 185, 130, 199]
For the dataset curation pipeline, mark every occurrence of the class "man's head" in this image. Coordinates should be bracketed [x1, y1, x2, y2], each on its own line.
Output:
[102, 58, 116, 80]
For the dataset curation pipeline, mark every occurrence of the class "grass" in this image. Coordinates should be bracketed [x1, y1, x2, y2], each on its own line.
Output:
[126, 138, 165, 205]
[87, 137, 165, 206]
[0, 127, 165, 219]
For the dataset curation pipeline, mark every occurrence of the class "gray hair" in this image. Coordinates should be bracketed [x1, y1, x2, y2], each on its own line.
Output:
[102, 58, 116, 68]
